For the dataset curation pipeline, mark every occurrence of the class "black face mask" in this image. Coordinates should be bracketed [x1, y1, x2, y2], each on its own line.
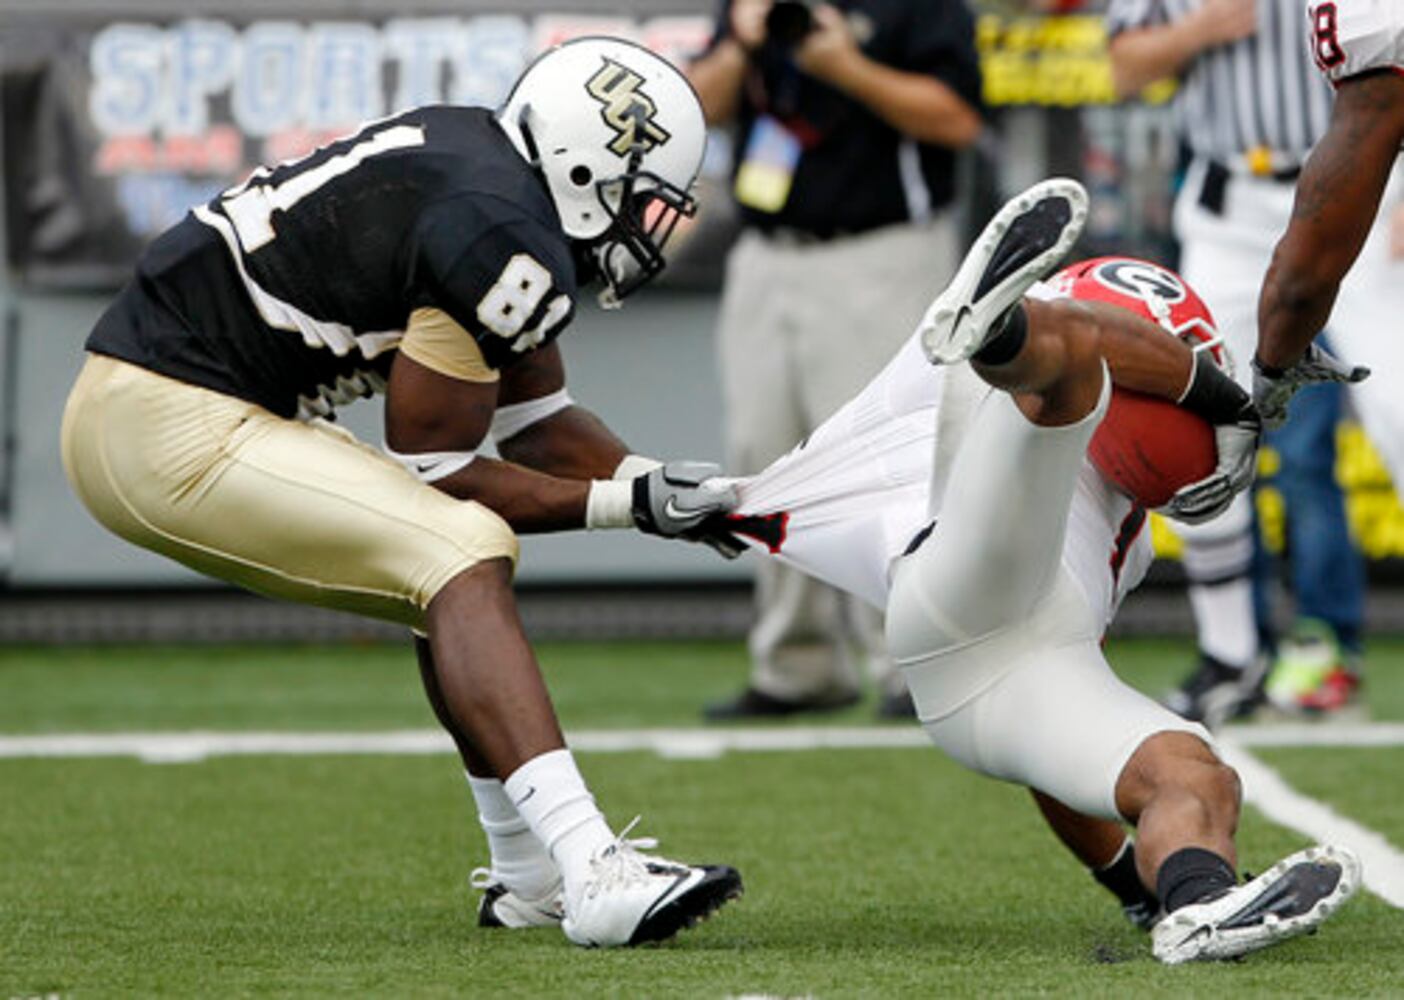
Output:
[586, 148, 697, 308]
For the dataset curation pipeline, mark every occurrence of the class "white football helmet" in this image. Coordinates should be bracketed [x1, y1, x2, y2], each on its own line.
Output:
[498, 36, 706, 306]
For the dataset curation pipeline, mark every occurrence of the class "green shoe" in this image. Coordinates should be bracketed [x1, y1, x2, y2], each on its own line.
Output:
[1265, 618, 1340, 712]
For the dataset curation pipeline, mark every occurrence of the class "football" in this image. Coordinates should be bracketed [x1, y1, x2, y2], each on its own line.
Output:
[1050, 255, 1228, 509]
[1088, 388, 1217, 508]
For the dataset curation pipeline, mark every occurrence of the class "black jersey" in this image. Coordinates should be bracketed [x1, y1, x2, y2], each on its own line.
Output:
[87, 106, 577, 419]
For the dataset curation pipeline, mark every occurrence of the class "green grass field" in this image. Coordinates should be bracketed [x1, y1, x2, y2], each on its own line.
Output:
[2, 637, 1402, 998]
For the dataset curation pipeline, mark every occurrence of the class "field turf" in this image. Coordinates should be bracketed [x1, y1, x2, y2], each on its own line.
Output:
[2, 636, 1402, 998]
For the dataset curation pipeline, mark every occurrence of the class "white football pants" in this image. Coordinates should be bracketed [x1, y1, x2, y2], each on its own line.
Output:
[885, 370, 1210, 819]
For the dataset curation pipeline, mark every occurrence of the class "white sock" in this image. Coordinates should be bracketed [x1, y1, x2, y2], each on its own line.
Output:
[466, 773, 560, 900]
[1188, 578, 1257, 670]
[503, 749, 615, 898]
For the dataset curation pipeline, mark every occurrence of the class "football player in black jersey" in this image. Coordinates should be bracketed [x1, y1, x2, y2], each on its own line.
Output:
[62, 37, 743, 947]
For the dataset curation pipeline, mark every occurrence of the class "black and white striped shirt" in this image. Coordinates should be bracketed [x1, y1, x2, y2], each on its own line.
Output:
[1107, 0, 1334, 169]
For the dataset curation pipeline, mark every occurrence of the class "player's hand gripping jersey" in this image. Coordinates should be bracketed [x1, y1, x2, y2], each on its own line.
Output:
[726, 259, 1228, 635]
[86, 107, 577, 420]
[1309, 0, 1404, 83]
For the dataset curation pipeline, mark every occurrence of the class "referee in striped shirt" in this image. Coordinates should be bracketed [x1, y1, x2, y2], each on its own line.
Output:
[1106, 0, 1375, 721]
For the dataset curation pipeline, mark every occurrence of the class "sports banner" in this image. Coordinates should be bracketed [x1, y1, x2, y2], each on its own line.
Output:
[0, 3, 1178, 288]
[0, 10, 714, 287]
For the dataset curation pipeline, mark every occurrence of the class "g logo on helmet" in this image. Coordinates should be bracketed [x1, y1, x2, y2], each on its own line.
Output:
[1092, 259, 1187, 308]
[585, 58, 672, 158]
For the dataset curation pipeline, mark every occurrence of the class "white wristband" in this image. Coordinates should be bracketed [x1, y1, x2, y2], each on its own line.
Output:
[612, 453, 662, 480]
[585, 479, 634, 529]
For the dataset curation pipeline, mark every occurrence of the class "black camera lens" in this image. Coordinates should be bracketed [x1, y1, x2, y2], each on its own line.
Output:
[766, 0, 815, 48]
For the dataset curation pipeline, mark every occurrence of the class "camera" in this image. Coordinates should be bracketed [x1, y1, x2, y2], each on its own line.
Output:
[765, 0, 819, 48]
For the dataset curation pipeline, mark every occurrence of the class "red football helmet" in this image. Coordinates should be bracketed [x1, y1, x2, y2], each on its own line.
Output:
[1049, 256, 1230, 372]
[1049, 256, 1230, 507]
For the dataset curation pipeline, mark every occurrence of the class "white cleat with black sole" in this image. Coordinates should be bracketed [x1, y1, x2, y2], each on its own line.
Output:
[471, 869, 565, 929]
[917, 177, 1089, 365]
[1151, 844, 1362, 965]
[562, 819, 743, 948]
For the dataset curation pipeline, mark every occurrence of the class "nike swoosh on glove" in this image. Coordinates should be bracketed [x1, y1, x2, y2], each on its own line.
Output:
[632, 462, 739, 541]
[1252, 345, 1369, 430]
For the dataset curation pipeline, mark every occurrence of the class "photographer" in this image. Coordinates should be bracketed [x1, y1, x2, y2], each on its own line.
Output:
[690, 0, 983, 720]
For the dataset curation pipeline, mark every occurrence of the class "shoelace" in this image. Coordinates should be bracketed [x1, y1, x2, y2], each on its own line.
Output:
[468, 867, 495, 891]
[585, 816, 683, 899]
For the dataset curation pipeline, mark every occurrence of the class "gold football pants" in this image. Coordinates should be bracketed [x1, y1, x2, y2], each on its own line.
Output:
[61, 354, 518, 628]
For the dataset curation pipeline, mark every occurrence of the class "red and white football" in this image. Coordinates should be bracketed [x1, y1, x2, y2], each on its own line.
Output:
[1053, 257, 1226, 508]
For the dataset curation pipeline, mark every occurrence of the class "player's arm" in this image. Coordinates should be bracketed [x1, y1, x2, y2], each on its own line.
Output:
[1107, 0, 1255, 99]
[1027, 297, 1194, 399]
[383, 329, 595, 533]
[1256, 70, 1404, 371]
[1035, 297, 1259, 522]
[385, 314, 738, 542]
[492, 342, 636, 480]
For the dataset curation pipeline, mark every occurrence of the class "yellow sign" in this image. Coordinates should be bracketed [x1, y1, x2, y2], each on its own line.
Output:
[977, 14, 1176, 107]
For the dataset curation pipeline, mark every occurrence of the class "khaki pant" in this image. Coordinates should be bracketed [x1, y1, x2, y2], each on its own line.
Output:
[61, 354, 517, 628]
[717, 218, 959, 699]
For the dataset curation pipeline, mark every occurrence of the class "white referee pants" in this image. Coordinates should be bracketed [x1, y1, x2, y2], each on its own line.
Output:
[717, 218, 958, 699]
[885, 373, 1208, 818]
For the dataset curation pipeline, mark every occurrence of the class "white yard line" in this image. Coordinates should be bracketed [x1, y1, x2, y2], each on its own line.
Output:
[1217, 742, 1404, 909]
[1, 722, 1402, 762]
[3, 722, 1403, 908]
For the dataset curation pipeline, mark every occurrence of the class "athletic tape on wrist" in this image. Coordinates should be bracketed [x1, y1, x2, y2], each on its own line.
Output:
[585, 479, 633, 529]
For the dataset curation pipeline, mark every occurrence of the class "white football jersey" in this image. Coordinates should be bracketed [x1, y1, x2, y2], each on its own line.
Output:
[1308, 0, 1404, 83]
[730, 282, 1152, 633]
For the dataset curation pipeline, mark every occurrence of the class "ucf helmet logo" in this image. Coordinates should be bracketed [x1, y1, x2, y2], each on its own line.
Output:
[585, 58, 672, 158]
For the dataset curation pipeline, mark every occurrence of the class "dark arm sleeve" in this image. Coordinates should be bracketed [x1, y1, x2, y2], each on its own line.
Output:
[413, 197, 577, 371]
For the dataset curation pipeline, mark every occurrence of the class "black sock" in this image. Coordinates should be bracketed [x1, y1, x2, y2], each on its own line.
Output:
[973, 303, 1028, 365]
[1156, 847, 1238, 913]
[1093, 840, 1158, 912]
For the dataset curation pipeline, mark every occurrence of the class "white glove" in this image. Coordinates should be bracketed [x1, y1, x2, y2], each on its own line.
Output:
[1252, 345, 1369, 430]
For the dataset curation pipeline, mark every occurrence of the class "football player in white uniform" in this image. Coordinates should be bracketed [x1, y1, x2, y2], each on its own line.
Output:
[1254, 0, 1404, 422]
[720, 179, 1362, 963]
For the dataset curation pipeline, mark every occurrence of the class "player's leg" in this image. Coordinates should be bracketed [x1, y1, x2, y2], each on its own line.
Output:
[791, 219, 962, 717]
[1031, 791, 1160, 930]
[413, 634, 564, 929]
[929, 636, 1360, 963]
[61, 356, 741, 947]
[1113, 727, 1361, 963]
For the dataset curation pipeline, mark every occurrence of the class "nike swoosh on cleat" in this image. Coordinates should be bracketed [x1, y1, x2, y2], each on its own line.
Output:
[639, 869, 704, 924]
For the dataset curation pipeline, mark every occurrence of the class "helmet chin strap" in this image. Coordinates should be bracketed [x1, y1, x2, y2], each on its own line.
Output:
[507, 104, 541, 167]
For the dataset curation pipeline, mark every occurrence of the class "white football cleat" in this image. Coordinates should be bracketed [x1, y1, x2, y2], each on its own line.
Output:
[1151, 844, 1362, 965]
[917, 177, 1089, 365]
[561, 819, 742, 948]
[470, 869, 564, 929]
